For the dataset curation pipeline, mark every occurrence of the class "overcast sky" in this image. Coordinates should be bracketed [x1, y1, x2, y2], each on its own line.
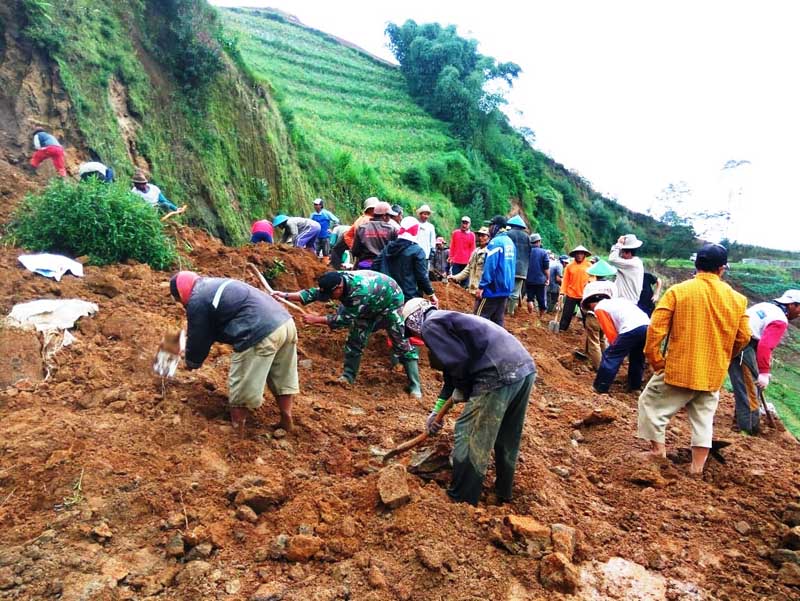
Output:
[211, 1, 798, 251]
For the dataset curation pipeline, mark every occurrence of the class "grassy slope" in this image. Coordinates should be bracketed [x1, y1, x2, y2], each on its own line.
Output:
[24, 0, 311, 244]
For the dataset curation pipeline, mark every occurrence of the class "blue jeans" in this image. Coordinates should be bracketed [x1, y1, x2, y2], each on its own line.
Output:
[593, 325, 647, 392]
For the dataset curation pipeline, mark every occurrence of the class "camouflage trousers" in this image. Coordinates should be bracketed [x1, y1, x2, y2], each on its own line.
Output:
[448, 372, 536, 506]
[345, 308, 418, 363]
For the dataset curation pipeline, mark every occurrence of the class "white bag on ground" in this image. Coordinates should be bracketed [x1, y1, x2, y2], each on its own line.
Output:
[18, 253, 84, 281]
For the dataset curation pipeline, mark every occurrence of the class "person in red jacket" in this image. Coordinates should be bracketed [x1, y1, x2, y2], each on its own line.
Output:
[448, 216, 476, 287]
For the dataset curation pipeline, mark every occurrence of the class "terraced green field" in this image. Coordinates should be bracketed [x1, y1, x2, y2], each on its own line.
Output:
[222, 10, 456, 174]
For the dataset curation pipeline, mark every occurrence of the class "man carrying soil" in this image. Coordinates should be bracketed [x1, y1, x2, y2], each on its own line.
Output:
[728, 289, 800, 434]
[278, 271, 423, 398]
[170, 271, 299, 435]
[638, 244, 750, 474]
[403, 298, 536, 506]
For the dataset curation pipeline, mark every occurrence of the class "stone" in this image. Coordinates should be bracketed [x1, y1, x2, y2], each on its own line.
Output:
[273, 428, 287, 439]
[539, 552, 580, 594]
[100, 557, 129, 583]
[578, 407, 618, 427]
[234, 484, 287, 514]
[783, 526, 800, 551]
[778, 562, 800, 586]
[165, 534, 185, 558]
[570, 430, 584, 442]
[236, 505, 259, 523]
[627, 468, 667, 488]
[285, 535, 323, 562]
[550, 524, 577, 561]
[377, 464, 411, 509]
[415, 544, 456, 572]
[92, 523, 113, 540]
[734, 520, 751, 536]
[772, 548, 800, 566]
[165, 512, 185, 529]
[185, 542, 213, 562]
[504, 515, 552, 558]
[174, 560, 211, 584]
[120, 264, 151, 281]
[269, 534, 289, 559]
[251, 582, 284, 601]
[550, 466, 570, 478]
[367, 565, 387, 589]
[225, 578, 242, 594]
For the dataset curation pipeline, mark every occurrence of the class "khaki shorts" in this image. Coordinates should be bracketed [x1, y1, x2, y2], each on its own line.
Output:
[228, 320, 300, 409]
[637, 371, 719, 448]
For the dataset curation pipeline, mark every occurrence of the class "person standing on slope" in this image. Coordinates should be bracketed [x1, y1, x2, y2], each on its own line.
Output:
[351, 202, 397, 269]
[250, 219, 274, 244]
[403, 298, 537, 506]
[638, 244, 750, 474]
[637, 271, 663, 316]
[448, 226, 491, 296]
[448, 216, 476, 287]
[548, 255, 568, 313]
[30, 127, 67, 177]
[525, 233, 550, 318]
[415, 204, 437, 268]
[559, 246, 592, 332]
[310, 198, 340, 258]
[475, 216, 516, 327]
[505, 215, 531, 316]
[608, 234, 645, 302]
[329, 197, 378, 269]
[728, 289, 800, 434]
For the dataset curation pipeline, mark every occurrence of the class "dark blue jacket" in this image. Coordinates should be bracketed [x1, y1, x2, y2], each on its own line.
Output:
[526, 247, 550, 285]
[184, 278, 291, 368]
[506, 227, 531, 277]
[479, 232, 515, 298]
[422, 310, 536, 398]
[376, 238, 434, 299]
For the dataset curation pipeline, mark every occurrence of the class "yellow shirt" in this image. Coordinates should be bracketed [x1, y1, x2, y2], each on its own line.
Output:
[560, 260, 590, 299]
[645, 272, 750, 391]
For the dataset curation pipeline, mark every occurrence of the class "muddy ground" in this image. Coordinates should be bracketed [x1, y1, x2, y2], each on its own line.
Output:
[1, 220, 799, 600]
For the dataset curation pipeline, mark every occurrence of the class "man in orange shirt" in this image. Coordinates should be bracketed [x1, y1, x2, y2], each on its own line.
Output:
[638, 243, 750, 474]
[558, 245, 592, 332]
[329, 197, 378, 268]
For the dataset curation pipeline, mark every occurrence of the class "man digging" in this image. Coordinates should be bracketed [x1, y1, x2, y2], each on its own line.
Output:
[169, 271, 299, 435]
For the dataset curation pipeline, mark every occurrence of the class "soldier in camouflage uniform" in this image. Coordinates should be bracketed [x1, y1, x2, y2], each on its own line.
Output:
[277, 271, 423, 397]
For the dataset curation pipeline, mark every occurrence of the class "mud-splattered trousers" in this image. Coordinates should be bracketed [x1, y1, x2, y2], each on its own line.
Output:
[728, 339, 761, 434]
[448, 371, 536, 506]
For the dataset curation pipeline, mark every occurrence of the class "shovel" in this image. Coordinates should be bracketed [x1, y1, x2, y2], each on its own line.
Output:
[382, 399, 454, 463]
[548, 296, 563, 333]
[247, 262, 309, 315]
[758, 388, 777, 429]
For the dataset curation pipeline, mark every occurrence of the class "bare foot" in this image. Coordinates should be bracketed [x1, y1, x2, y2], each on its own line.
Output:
[277, 412, 294, 433]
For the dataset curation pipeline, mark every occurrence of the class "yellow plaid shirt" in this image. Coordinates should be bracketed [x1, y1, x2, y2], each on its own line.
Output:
[645, 272, 750, 391]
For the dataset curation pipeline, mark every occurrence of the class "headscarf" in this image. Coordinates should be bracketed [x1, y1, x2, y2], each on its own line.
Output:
[170, 271, 200, 305]
[398, 216, 420, 242]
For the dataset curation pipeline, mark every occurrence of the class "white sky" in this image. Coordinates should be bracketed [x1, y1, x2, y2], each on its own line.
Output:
[211, 1, 798, 251]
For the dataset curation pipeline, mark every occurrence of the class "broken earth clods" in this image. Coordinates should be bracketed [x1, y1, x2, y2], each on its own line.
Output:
[539, 551, 580, 594]
[377, 463, 411, 509]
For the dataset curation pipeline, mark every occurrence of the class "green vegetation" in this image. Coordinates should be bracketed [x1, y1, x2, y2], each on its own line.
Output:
[10, 179, 177, 269]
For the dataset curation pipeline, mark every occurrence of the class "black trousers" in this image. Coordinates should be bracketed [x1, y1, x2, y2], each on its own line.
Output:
[559, 296, 581, 331]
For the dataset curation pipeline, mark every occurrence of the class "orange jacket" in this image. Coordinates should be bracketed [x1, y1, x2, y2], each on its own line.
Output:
[560, 260, 590, 299]
[343, 214, 371, 248]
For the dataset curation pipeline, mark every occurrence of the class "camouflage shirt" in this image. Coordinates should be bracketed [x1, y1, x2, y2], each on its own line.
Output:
[299, 270, 405, 329]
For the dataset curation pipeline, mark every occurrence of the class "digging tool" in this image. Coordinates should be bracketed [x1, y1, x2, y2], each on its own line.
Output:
[758, 388, 777, 429]
[160, 205, 187, 222]
[382, 398, 454, 463]
[247, 262, 309, 315]
[548, 295, 563, 333]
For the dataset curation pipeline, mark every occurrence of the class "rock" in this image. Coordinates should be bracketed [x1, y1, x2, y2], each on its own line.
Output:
[225, 579, 242, 594]
[627, 468, 667, 488]
[734, 520, 751, 536]
[273, 428, 287, 439]
[268, 534, 289, 559]
[771, 549, 800, 566]
[100, 557, 129, 583]
[503, 515, 552, 558]
[578, 407, 618, 427]
[108, 400, 127, 412]
[570, 430, 584, 442]
[783, 526, 800, 550]
[234, 484, 287, 514]
[76, 392, 102, 410]
[0, 326, 43, 388]
[185, 542, 213, 562]
[539, 552, 580, 594]
[778, 562, 800, 586]
[550, 524, 577, 561]
[251, 582, 284, 601]
[165, 534, 185, 558]
[0, 567, 15, 590]
[183, 525, 223, 549]
[367, 565, 387, 589]
[415, 544, 456, 572]
[87, 273, 124, 298]
[285, 535, 323, 562]
[175, 560, 211, 584]
[165, 512, 185, 529]
[236, 505, 259, 523]
[550, 466, 570, 478]
[92, 523, 113, 540]
[784, 504, 800, 528]
[377, 464, 411, 509]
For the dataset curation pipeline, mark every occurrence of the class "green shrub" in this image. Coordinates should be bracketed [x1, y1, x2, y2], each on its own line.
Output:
[401, 165, 429, 192]
[10, 179, 177, 270]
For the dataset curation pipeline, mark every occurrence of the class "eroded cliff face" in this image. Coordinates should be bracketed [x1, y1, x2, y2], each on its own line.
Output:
[0, 0, 311, 243]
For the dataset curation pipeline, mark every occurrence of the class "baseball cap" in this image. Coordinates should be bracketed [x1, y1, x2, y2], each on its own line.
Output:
[489, 215, 507, 227]
[695, 243, 728, 271]
[775, 290, 800, 305]
[373, 201, 394, 216]
[316, 271, 344, 301]
[461, 216, 471, 223]
[363, 197, 379, 211]
[313, 198, 323, 206]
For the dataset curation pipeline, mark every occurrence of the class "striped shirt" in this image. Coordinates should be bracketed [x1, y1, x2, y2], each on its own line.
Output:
[645, 272, 750, 391]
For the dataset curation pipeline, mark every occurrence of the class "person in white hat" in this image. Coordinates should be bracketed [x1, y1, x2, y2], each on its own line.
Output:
[415, 204, 436, 265]
[728, 289, 800, 434]
[609, 234, 645, 302]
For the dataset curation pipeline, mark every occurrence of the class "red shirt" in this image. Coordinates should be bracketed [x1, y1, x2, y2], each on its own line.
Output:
[449, 229, 476, 264]
[251, 220, 273, 237]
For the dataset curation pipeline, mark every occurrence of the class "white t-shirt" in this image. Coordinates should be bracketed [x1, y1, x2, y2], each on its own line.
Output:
[417, 221, 436, 259]
[131, 183, 161, 206]
[747, 302, 787, 340]
[595, 297, 650, 337]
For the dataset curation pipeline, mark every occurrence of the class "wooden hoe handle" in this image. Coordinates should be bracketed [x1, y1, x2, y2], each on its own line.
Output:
[382, 398, 454, 463]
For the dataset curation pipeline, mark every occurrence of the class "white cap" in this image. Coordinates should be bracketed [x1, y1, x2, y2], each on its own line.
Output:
[775, 290, 800, 304]
[416, 204, 432, 215]
[461, 216, 471, 223]
[313, 198, 323, 205]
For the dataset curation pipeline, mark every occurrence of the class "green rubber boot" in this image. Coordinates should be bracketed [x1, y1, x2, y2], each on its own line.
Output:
[403, 359, 423, 399]
[339, 352, 362, 384]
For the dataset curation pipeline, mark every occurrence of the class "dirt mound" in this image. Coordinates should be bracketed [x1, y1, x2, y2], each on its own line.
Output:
[0, 234, 799, 600]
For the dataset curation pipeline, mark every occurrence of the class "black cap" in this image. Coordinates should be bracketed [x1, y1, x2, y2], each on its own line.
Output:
[695, 243, 728, 272]
[490, 215, 507, 227]
[316, 271, 344, 301]
[391, 204, 403, 216]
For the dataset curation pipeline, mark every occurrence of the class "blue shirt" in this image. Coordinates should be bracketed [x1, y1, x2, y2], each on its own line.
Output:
[526, 247, 550, 285]
[479, 232, 516, 298]
[310, 208, 340, 239]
